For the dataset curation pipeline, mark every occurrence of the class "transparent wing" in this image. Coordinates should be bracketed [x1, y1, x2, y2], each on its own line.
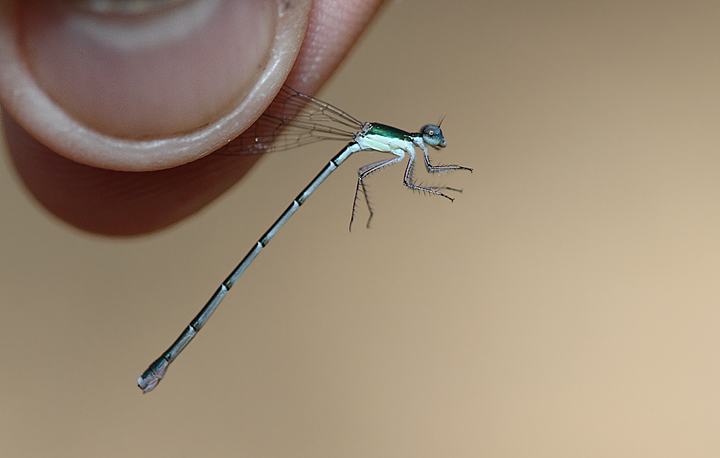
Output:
[219, 86, 366, 155]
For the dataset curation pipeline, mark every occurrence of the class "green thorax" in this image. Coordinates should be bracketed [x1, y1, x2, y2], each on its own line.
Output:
[367, 123, 414, 140]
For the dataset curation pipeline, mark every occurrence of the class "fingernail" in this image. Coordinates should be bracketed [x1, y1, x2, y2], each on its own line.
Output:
[19, 0, 275, 138]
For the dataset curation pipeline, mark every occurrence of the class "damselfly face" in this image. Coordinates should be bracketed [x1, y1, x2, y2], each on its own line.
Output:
[421, 124, 446, 149]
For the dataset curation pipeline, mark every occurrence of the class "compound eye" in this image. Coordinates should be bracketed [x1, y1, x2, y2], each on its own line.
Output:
[421, 124, 446, 147]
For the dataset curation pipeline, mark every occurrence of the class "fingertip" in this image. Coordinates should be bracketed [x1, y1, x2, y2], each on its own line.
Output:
[0, 0, 311, 171]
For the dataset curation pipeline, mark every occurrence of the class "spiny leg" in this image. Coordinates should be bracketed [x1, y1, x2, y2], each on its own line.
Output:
[403, 150, 463, 201]
[419, 142, 473, 175]
[358, 177, 372, 228]
[350, 156, 404, 230]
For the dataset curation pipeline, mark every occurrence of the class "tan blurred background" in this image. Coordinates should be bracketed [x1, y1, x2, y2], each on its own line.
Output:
[2, 1, 720, 456]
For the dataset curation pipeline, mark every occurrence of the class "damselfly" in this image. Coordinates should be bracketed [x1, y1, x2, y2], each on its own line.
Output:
[138, 86, 472, 392]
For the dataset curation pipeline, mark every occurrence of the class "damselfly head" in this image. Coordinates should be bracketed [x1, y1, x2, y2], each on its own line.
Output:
[421, 124, 446, 149]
